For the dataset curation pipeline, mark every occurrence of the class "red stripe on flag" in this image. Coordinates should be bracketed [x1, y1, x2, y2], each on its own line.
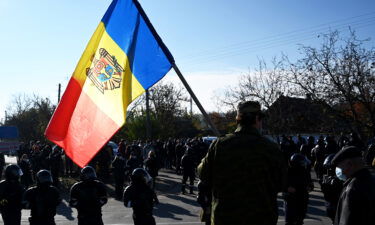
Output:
[45, 78, 83, 140]
[46, 79, 121, 167]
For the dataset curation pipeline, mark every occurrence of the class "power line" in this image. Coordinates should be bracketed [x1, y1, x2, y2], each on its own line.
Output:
[180, 11, 375, 60]
[178, 12, 375, 67]
[181, 19, 375, 68]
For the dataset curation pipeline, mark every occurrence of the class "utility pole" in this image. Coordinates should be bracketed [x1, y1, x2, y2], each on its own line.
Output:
[145, 90, 152, 139]
[58, 83, 61, 103]
[190, 97, 193, 116]
[173, 64, 220, 136]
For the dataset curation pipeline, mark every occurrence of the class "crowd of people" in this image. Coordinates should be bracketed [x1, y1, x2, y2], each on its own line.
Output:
[0, 137, 211, 225]
[278, 133, 375, 225]
[0, 101, 375, 225]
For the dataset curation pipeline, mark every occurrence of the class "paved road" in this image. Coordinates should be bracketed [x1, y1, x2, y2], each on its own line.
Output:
[1, 169, 332, 225]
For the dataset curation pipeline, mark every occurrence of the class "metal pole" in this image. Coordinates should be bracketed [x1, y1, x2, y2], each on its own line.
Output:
[145, 89, 152, 139]
[172, 64, 220, 136]
[58, 83, 61, 103]
[190, 97, 193, 116]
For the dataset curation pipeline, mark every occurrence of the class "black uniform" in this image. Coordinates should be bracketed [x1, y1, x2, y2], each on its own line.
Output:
[112, 155, 126, 199]
[69, 180, 108, 225]
[49, 146, 63, 187]
[24, 184, 61, 225]
[311, 141, 326, 183]
[123, 169, 158, 225]
[144, 154, 159, 189]
[181, 149, 196, 194]
[0, 153, 5, 180]
[284, 154, 313, 225]
[0, 180, 24, 225]
[321, 154, 344, 222]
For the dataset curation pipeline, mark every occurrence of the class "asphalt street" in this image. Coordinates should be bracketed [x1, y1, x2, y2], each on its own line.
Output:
[1, 169, 332, 225]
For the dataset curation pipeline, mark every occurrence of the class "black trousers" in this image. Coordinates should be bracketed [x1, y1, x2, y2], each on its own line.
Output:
[133, 213, 156, 225]
[1, 210, 21, 225]
[284, 192, 308, 225]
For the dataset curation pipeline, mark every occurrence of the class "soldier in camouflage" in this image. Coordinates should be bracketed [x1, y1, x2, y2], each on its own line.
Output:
[198, 101, 287, 225]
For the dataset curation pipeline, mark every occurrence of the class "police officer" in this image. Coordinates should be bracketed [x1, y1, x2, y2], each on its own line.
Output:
[112, 153, 126, 200]
[69, 166, 108, 225]
[0, 164, 25, 225]
[311, 136, 327, 184]
[24, 170, 61, 225]
[198, 101, 287, 225]
[300, 136, 315, 162]
[49, 145, 63, 187]
[332, 146, 375, 225]
[320, 154, 343, 223]
[284, 153, 313, 225]
[0, 153, 5, 180]
[123, 168, 159, 225]
[144, 151, 159, 190]
[181, 147, 196, 194]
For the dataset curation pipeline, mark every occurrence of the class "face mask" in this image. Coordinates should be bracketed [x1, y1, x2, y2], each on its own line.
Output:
[335, 167, 347, 181]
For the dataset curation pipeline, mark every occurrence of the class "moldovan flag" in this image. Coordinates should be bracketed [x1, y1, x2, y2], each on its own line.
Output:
[45, 0, 174, 167]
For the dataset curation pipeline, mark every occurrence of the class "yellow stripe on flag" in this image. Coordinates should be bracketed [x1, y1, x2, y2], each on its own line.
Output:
[81, 23, 145, 126]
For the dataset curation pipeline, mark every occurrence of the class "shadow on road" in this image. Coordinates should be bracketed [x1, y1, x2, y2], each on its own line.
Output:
[165, 194, 200, 207]
[154, 202, 195, 219]
[56, 200, 75, 221]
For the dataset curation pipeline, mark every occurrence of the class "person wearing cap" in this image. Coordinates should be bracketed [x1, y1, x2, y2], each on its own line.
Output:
[198, 101, 287, 225]
[332, 146, 375, 225]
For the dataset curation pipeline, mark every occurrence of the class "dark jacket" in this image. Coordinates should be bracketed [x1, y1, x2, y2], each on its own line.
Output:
[24, 184, 61, 225]
[0, 180, 24, 212]
[69, 179, 107, 225]
[181, 153, 195, 175]
[144, 156, 159, 178]
[334, 168, 375, 225]
[198, 125, 287, 225]
[123, 182, 158, 215]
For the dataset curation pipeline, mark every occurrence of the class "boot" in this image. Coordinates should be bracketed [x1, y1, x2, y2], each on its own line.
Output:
[189, 186, 194, 194]
[181, 184, 186, 194]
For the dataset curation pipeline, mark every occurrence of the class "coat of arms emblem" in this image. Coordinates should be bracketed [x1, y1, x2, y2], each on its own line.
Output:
[86, 48, 124, 93]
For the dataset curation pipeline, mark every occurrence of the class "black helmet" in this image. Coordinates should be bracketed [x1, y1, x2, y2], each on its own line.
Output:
[80, 166, 97, 181]
[131, 168, 152, 185]
[185, 147, 193, 155]
[36, 170, 53, 184]
[323, 154, 336, 169]
[5, 164, 23, 181]
[52, 145, 62, 152]
[307, 136, 315, 144]
[290, 153, 309, 168]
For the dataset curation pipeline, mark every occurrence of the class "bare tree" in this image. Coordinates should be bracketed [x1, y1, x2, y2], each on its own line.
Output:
[4, 94, 55, 141]
[287, 30, 375, 136]
[222, 57, 290, 110]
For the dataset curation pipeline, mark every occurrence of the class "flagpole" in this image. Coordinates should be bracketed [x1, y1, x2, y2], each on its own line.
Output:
[133, 0, 219, 136]
[172, 64, 220, 137]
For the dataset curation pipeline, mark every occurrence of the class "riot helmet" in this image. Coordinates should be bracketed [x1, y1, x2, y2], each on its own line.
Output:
[307, 136, 315, 145]
[36, 169, 53, 185]
[5, 164, 23, 181]
[323, 154, 336, 169]
[131, 168, 152, 186]
[289, 153, 309, 168]
[80, 166, 97, 181]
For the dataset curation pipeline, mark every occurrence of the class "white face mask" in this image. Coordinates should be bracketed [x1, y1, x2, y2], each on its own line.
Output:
[335, 167, 347, 181]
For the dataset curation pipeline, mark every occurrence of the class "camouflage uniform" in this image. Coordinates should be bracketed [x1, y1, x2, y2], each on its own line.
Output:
[198, 123, 287, 225]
